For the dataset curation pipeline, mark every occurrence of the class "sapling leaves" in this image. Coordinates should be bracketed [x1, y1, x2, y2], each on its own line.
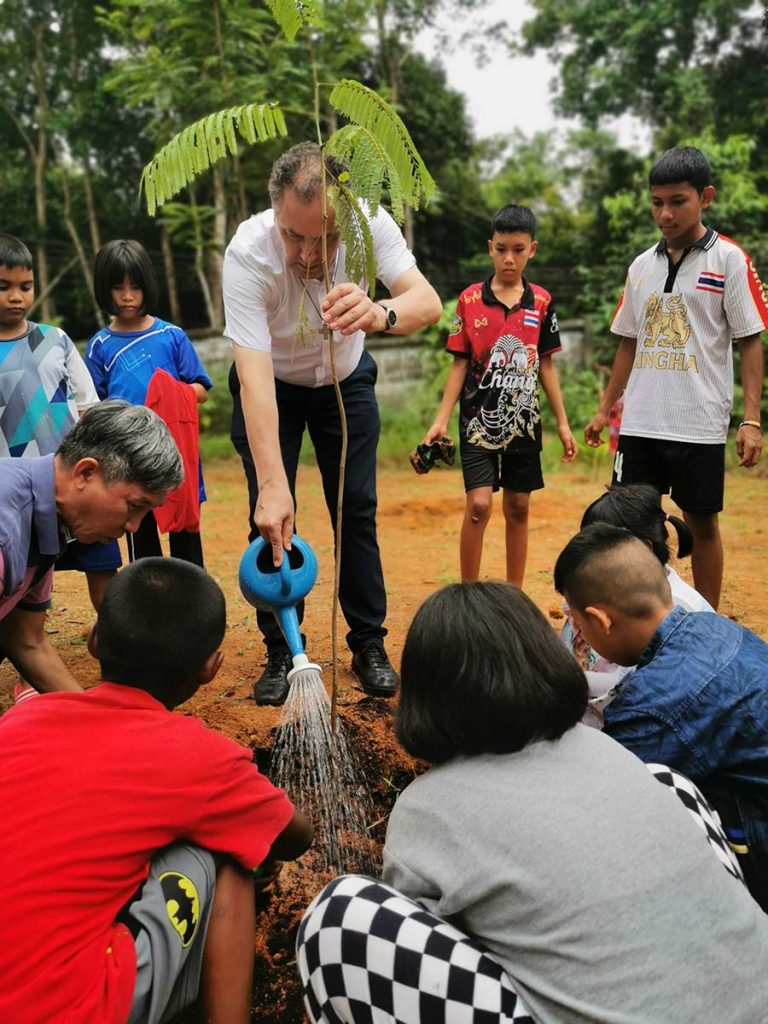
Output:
[327, 80, 436, 214]
[328, 184, 377, 297]
[141, 103, 287, 214]
[264, 0, 320, 42]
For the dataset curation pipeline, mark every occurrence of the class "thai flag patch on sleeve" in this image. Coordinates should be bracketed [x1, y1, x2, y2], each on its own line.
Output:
[523, 310, 540, 328]
[696, 271, 725, 294]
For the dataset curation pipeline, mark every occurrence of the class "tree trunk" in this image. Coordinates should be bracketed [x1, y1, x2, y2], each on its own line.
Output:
[233, 152, 248, 224]
[32, 22, 51, 321]
[28, 256, 79, 319]
[160, 222, 182, 326]
[403, 205, 414, 251]
[81, 155, 101, 254]
[189, 190, 216, 328]
[207, 164, 227, 330]
[59, 168, 102, 328]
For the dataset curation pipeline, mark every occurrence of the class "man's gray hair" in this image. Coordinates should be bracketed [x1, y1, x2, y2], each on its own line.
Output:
[268, 141, 347, 205]
[57, 401, 183, 493]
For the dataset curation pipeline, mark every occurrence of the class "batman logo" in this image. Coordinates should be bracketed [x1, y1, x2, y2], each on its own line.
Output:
[160, 871, 200, 948]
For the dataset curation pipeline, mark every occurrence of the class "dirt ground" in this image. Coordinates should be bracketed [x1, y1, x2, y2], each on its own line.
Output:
[3, 456, 767, 1021]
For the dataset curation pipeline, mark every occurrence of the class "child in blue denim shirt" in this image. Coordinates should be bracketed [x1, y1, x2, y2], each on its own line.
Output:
[561, 484, 713, 725]
[555, 522, 768, 910]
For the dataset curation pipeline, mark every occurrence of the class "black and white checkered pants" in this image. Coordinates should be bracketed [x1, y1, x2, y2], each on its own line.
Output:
[297, 874, 537, 1024]
[297, 765, 742, 1024]
[646, 763, 744, 882]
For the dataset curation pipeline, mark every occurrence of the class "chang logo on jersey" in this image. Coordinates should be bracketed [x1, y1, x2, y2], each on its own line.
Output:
[160, 871, 201, 948]
[468, 334, 540, 449]
[448, 313, 463, 336]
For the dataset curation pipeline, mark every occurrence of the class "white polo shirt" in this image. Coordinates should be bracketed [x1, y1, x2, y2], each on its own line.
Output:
[223, 206, 416, 387]
[611, 229, 768, 443]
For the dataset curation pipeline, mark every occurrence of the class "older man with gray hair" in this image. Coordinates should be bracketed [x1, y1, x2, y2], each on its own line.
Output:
[0, 400, 182, 694]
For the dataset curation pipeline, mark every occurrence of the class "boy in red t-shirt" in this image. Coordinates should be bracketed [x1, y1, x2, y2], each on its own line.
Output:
[424, 204, 576, 586]
[0, 557, 312, 1024]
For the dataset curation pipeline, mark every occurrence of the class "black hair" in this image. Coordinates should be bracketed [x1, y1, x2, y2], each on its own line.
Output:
[396, 582, 587, 764]
[97, 558, 225, 703]
[93, 239, 159, 317]
[0, 233, 33, 270]
[554, 523, 670, 615]
[490, 204, 536, 239]
[649, 146, 710, 192]
[580, 484, 692, 564]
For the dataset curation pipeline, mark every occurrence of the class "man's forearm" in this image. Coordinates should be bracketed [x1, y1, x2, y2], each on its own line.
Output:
[378, 276, 443, 336]
[233, 348, 288, 488]
[5, 636, 81, 693]
[0, 608, 81, 692]
[243, 393, 286, 489]
[233, 346, 294, 556]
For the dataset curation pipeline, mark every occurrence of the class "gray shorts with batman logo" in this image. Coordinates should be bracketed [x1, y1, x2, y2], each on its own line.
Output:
[123, 843, 216, 1024]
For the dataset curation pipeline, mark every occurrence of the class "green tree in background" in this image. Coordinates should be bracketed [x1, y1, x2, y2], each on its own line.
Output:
[394, 54, 490, 300]
[518, 0, 767, 142]
[510, 3, 768, 353]
[0, 0, 116, 322]
[101, 0, 301, 327]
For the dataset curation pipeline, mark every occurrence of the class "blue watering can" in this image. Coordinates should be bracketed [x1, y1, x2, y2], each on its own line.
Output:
[238, 534, 321, 680]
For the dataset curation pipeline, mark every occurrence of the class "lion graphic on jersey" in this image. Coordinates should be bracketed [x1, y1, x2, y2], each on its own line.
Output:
[643, 292, 691, 349]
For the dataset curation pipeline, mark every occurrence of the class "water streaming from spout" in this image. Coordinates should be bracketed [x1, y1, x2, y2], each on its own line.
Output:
[271, 667, 380, 875]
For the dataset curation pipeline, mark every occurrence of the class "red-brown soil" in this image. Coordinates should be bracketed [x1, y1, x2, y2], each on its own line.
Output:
[3, 458, 767, 1021]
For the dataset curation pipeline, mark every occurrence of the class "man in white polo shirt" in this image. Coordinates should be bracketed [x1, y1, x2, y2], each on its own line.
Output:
[224, 142, 441, 705]
[585, 146, 768, 610]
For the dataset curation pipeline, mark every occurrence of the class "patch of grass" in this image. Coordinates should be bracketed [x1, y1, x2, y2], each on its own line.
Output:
[200, 433, 239, 463]
[540, 432, 614, 478]
[198, 366, 234, 437]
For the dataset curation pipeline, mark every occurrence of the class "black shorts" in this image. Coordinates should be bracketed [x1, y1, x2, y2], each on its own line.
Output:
[612, 435, 725, 514]
[460, 442, 544, 494]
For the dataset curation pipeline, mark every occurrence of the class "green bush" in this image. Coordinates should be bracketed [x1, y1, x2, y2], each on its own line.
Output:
[197, 366, 234, 440]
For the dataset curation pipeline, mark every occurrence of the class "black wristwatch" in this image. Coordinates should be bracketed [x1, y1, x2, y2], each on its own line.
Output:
[377, 302, 397, 332]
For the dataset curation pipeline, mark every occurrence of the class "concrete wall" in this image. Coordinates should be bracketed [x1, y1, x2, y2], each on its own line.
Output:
[194, 317, 590, 407]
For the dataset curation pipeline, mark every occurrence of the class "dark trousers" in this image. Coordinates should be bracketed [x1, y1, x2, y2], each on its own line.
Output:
[229, 351, 387, 654]
[125, 512, 205, 568]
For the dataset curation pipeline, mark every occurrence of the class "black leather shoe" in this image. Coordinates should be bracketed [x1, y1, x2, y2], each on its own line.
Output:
[351, 643, 399, 698]
[254, 649, 293, 706]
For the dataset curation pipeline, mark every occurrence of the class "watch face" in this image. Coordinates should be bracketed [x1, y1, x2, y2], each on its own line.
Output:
[384, 305, 397, 328]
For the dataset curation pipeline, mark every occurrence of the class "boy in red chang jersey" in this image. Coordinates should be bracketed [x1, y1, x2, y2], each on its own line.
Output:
[424, 204, 576, 586]
[0, 557, 311, 1024]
